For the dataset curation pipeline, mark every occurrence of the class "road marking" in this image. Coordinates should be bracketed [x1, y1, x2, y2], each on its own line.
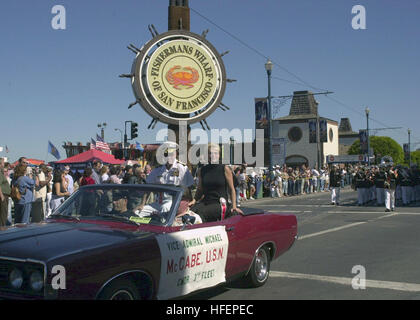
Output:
[258, 204, 335, 208]
[393, 212, 420, 216]
[266, 210, 313, 214]
[266, 210, 308, 213]
[298, 213, 398, 240]
[270, 271, 420, 292]
[298, 222, 366, 240]
[327, 211, 384, 214]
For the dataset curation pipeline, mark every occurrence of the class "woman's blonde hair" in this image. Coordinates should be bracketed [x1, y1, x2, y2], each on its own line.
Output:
[14, 164, 27, 179]
[207, 143, 220, 153]
[100, 165, 109, 175]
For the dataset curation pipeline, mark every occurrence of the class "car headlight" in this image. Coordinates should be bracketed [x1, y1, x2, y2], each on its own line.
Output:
[30, 271, 44, 291]
[9, 268, 24, 289]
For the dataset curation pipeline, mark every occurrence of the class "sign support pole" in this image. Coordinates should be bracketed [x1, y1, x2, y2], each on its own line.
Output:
[168, 1, 192, 167]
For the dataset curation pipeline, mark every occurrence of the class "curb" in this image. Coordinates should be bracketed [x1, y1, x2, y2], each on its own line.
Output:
[242, 187, 354, 205]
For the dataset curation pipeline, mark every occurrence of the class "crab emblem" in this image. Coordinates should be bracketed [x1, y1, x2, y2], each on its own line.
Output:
[166, 65, 199, 90]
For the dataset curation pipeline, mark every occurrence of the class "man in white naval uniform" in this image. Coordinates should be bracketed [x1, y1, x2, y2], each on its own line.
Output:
[136, 142, 194, 217]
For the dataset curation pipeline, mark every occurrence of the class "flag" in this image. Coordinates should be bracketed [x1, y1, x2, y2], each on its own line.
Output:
[48, 141, 61, 160]
[90, 138, 97, 150]
[308, 119, 317, 143]
[359, 130, 368, 154]
[255, 98, 269, 141]
[135, 142, 144, 152]
[403, 143, 410, 161]
[95, 134, 110, 151]
[319, 119, 328, 143]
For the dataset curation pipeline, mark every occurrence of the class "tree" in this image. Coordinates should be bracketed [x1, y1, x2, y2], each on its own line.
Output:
[348, 136, 404, 164]
[410, 150, 420, 167]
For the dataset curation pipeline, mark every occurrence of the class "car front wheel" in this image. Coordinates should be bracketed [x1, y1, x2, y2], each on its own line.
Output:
[98, 278, 141, 300]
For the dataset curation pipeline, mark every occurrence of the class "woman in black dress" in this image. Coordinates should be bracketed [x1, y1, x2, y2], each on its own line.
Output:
[189, 143, 243, 222]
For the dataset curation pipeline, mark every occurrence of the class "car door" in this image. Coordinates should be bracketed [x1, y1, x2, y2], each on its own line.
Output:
[185, 215, 242, 279]
[154, 215, 241, 299]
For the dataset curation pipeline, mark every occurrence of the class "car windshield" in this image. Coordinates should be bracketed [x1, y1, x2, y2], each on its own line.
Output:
[51, 184, 181, 226]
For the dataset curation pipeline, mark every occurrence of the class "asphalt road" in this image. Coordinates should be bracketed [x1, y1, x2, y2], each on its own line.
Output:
[188, 188, 420, 300]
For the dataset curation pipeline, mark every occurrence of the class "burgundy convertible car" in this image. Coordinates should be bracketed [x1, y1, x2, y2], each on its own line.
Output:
[0, 184, 297, 300]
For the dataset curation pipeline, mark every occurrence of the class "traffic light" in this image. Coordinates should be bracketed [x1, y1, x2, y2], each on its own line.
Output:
[131, 122, 138, 139]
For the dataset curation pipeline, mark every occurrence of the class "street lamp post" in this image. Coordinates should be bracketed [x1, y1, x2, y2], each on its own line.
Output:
[124, 121, 132, 160]
[97, 122, 107, 140]
[265, 59, 273, 172]
[365, 107, 370, 166]
[408, 128, 411, 167]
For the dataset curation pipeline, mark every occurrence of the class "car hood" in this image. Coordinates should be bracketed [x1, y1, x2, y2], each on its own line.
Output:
[0, 221, 153, 263]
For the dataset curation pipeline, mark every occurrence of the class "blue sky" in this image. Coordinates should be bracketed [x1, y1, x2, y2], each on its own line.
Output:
[1, 0, 419, 162]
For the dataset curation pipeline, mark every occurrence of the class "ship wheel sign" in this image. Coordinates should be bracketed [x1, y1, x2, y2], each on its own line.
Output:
[122, 29, 229, 126]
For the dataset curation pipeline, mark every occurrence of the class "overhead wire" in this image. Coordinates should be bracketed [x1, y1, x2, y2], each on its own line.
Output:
[190, 6, 417, 143]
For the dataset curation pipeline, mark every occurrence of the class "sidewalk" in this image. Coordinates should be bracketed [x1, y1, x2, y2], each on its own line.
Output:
[242, 186, 354, 205]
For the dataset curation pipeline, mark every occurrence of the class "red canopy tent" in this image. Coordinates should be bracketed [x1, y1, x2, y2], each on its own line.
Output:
[55, 149, 125, 166]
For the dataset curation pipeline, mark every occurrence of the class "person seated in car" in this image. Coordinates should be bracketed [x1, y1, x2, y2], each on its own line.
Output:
[107, 191, 130, 217]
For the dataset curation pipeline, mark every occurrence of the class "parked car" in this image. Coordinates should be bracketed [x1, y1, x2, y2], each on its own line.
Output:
[0, 184, 297, 300]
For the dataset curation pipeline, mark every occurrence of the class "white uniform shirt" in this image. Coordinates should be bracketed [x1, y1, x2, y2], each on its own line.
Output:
[65, 174, 74, 195]
[139, 161, 194, 217]
[35, 171, 47, 201]
[146, 160, 194, 188]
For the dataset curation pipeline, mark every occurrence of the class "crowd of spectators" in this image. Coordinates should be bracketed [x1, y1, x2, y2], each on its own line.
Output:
[232, 163, 354, 206]
[0, 156, 356, 226]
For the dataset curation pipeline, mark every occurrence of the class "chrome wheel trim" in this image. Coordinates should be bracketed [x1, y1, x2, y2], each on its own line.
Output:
[110, 289, 135, 300]
[255, 248, 269, 282]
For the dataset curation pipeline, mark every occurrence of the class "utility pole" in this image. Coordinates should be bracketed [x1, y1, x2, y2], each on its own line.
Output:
[408, 128, 411, 167]
[365, 107, 370, 166]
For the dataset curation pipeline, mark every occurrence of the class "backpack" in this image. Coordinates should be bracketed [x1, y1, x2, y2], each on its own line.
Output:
[10, 177, 26, 202]
[10, 183, 21, 202]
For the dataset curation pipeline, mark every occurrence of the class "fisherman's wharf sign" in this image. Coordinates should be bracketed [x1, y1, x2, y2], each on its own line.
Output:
[131, 30, 226, 125]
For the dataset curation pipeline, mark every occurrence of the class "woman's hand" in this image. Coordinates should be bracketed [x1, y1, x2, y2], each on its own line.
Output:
[231, 206, 244, 215]
[188, 199, 196, 207]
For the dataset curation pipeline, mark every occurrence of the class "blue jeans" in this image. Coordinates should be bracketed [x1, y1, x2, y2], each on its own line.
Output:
[320, 179, 325, 191]
[14, 202, 32, 224]
[295, 180, 301, 195]
[288, 180, 294, 195]
[236, 187, 241, 204]
[283, 180, 288, 195]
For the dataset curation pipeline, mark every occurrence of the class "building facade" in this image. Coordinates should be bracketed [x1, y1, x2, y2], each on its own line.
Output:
[338, 118, 359, 155]
[271, 91, 339, 168]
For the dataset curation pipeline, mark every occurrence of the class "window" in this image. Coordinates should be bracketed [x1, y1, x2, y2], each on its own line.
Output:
[329, 128, 334, 142]
[288, 126, 302, 142]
